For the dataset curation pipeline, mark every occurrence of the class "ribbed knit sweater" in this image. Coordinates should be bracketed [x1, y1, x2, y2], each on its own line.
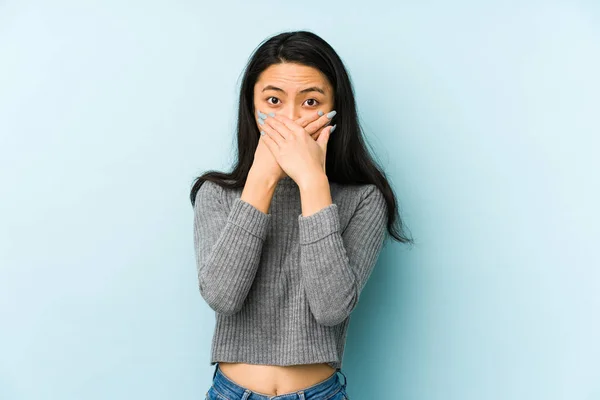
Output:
[193, 175, 388, 371]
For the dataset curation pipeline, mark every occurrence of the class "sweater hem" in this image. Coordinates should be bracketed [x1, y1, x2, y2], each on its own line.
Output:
[210, 357, 342, 370]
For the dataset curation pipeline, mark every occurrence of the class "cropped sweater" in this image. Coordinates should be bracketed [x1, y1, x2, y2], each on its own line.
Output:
[193, 175, 388, 371]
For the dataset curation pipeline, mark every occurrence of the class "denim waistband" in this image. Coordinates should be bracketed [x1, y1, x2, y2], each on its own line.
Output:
[211, 363, 347, 399]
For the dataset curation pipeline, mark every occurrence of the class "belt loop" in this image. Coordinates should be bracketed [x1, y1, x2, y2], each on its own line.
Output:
[298, 390, 306, 400]
[337, 369, 347, 389]
[241, 389, 252, 400]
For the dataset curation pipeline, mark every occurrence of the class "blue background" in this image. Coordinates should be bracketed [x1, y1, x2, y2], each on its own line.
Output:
[1, 1, 598, 399]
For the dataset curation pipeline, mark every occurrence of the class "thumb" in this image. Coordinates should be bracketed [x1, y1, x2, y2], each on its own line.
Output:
[316, 125, 333, 151]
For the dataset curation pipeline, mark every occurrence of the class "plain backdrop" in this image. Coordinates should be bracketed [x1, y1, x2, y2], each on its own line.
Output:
[1, 1, 599, 399]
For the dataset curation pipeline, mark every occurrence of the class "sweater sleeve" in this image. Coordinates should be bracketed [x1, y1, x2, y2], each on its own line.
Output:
[193, 181, 271, 315]
[297, 185, 388, 326]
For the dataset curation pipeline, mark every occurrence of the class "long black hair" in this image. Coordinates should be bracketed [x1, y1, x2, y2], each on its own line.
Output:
[189, 30, 413, 245]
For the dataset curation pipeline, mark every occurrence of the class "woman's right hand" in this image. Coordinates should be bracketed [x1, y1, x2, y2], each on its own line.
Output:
[253, 137, 288, 182]
[252, 110, 334, 183]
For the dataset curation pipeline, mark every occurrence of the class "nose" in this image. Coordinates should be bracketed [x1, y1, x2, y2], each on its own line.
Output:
[282, 105, 300, 121]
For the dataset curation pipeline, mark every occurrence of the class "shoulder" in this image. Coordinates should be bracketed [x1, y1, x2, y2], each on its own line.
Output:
[333, 182, 386, 210]
[195, 180, 225, 208]
[331, 183, 388, 237]
[356, 184, 387, 216]
[359, 183, 384, 200]
[335, 183, 388, 241]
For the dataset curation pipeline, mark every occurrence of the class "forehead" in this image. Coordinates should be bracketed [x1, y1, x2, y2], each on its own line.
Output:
[256, 63, 331, 92]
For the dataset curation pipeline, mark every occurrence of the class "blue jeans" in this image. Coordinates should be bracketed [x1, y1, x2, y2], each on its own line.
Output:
[205, 363, 349, 400]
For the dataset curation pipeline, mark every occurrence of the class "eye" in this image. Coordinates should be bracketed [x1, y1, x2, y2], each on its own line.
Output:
[266, 96, 280, 105]
[265, 97, 320, 107]
[304, 99, 320, 107]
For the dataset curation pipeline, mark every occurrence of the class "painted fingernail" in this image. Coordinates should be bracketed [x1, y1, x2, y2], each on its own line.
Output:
[260, 131, 265, 136]
[257, 110, 267, 119]
[326, 110, 337, 119]
[258, 118, 265, 125]
[318, 110, 324, 116]
[268, 112, 275, 117]
[330, 124, 337, 133]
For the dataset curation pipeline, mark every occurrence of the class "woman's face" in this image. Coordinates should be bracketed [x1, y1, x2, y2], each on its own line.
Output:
[253, 62, 334, 129]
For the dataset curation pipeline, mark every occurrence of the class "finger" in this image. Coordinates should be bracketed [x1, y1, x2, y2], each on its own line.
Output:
[257, 110, 286, 142]
[295, 110, 323, 129]
[304, 110, 336, 134]
[316, 124, 333, 150]
[310, 123, 330, 141]
[300, 116, 323, 140]
[270, 114, 305, 136]
[260, 123, 285, 147]
[260, 132, 279, 157]
[294, 115, 307, 127]
[263, 115, 294, 139]
[255, 109, 268, 120]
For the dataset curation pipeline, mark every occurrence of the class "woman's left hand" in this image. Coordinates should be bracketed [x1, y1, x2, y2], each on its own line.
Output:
[259, 114, 334, 188]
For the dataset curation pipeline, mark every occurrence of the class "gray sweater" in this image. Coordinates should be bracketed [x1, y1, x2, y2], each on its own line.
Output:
[193, 175, 388, 371]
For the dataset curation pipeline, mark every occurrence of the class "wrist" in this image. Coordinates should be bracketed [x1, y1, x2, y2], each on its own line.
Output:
[241, 169, 279, 215]
[298, 173, 332, 217]
[247, 168, 280, 191]
[297, 171, 329, 192]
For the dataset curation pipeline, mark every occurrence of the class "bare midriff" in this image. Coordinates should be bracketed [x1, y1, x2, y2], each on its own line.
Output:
[217, 362, 337, 396]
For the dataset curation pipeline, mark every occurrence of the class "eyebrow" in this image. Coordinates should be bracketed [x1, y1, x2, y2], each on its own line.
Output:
[261, 85, 326, 95]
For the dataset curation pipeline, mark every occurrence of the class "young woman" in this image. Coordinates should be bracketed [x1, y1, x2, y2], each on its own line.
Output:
[190, 30, 413, 400]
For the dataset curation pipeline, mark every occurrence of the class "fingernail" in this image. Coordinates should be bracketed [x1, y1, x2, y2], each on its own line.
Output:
[257, 110, 267, 119]
[268, 112, 275, 117]
[258, 118, 265, 125]
[330, 124, 337, 133]
[318, 110, 324, 116]
[326, 110, 337, 119]
[260, 131, 265, 136]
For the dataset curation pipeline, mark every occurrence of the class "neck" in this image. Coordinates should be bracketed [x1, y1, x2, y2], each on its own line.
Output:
[277, 175, 298, 189]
